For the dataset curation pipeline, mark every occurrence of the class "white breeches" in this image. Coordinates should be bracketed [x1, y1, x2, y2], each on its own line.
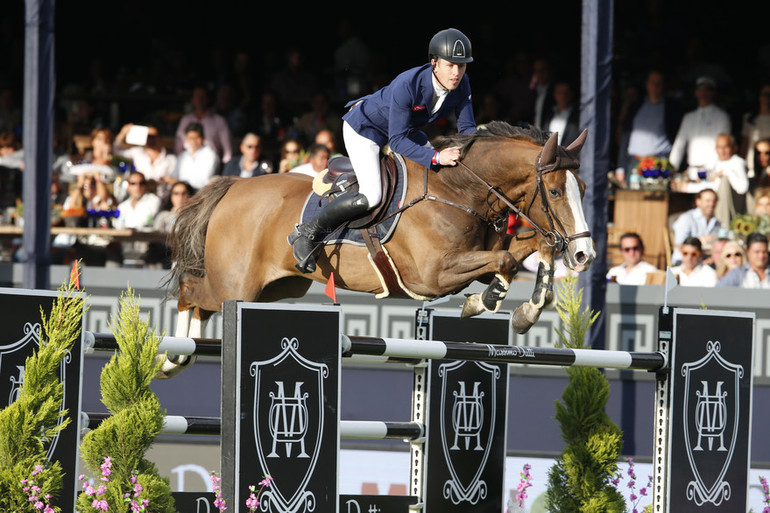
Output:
[343, 121, 383, 206]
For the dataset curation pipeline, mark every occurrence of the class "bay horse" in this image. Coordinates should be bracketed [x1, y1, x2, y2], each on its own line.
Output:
[161, 121, 595, 377]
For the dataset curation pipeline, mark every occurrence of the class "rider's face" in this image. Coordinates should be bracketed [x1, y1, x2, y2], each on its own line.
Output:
[432, 58, 466, 91]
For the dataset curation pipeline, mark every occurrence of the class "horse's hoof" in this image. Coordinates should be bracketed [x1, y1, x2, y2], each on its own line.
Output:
[155, 354, 196, 379]
[511, 303, 538, 334]
[461, 294, 485, 318]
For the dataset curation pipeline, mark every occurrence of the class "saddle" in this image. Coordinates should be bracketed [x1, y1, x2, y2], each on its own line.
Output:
[312, 155, 399, 229]
[302, 154, 423, 300]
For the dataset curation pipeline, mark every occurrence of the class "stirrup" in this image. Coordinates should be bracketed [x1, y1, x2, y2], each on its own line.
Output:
[288, 226, 321, 273]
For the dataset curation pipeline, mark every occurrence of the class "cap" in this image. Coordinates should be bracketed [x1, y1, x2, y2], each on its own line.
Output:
[696, 76, 715, 89]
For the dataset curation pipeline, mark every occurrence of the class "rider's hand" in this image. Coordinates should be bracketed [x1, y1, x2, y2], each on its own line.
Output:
[439, 146, 462, 166]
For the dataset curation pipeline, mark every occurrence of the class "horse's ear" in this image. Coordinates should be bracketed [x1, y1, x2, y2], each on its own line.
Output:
[541, 132, 558, 165]
[565, 129, 588, 156]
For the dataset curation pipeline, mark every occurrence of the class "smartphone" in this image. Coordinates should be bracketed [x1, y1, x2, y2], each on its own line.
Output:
[125, 125, 150, 146]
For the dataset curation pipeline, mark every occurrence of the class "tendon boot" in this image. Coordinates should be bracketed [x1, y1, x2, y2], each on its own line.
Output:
[289, 191, 370, 273]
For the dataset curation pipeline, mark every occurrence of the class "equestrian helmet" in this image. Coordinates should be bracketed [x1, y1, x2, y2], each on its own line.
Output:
[428, 28, 473, 64]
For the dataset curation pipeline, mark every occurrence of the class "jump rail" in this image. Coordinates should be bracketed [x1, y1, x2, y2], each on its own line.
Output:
[84, 332, 668, 371]
[342, 335, 668, 371]
[81, 412, 424, 441]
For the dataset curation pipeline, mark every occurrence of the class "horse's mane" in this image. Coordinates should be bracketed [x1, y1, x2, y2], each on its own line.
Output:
[433, 121, 550, 158]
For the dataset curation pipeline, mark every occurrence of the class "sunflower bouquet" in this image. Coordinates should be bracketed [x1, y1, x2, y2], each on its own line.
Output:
[730, 213, 770, 238]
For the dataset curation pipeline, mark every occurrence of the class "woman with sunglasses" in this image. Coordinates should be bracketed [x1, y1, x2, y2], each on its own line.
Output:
[716, 240, 746, 280]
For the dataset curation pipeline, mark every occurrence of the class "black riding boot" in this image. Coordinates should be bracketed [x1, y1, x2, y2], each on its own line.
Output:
[289, 191, 370, 273]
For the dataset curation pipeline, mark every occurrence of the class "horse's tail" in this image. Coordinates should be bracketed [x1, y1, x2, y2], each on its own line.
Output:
[165, 176, 239, 294]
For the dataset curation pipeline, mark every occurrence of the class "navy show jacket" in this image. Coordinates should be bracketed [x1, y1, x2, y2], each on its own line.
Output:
[342, 63, 476, 168]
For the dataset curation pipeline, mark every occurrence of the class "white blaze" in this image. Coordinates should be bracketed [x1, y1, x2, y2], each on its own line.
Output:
[564, 172, 595, 268]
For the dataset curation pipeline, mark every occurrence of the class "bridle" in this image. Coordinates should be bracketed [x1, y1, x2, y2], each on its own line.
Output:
[453, 151, 591, 253]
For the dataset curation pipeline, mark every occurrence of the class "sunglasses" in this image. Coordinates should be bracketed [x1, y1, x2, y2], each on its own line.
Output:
[621, 246, 641, 252]
[724, 253, 742, 258]
[128, 180, 147, 186]
[681, 251, 700, 257]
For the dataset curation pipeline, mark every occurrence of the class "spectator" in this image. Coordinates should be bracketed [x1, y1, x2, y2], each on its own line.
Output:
[221, 133, 273, 177]
[668, 76, 731, 175]
[314, 128, 343, 159]
[253, 90, 290, 164]
[491, 50, 534, 124]
[0, 130, 23, 170]
[672, 133, 748, 226]
[153, 181, 193, 233]
[715, 239, 745, 280]
[289, 143, 330, 177]
[293, 91, 342, 147]
[529, 56, 555, 130]
[671, 188, 721, 264]
[214, 83, 247, 138]
[750, 137, 770, 192]
[615, 69, 683, 186]
[671, 236, 717, 287]
[116, 171, 161, 229]
[754, 187, 770, 216]
[61, 171, 116, 222]
[114, 123, 177, 198]
[270, 48, 318, 118]
[115, 170, 162, 266]
[606, 232, 658, 284]
[717, 232, 770, 288]
[277, 139, 305, 173]
[146, 180, 194, 269]
[171, 122, 220, 190]
[174, 85, 233, 164]
[739, 81, 770, 179]
[542, 78, 581, 146]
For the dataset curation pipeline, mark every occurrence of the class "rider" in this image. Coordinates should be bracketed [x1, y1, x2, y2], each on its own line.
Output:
[289, 27, 478, 273]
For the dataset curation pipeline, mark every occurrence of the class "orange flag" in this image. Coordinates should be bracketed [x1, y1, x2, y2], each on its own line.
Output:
[69, 260, 80, 290]
[324, 272, 337, 304]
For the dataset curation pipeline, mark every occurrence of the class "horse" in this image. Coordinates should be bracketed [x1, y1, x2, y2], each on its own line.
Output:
[160, 121, 595, 377]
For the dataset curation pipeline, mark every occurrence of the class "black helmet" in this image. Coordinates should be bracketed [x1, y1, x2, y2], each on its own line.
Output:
[428, 28, 473, 64]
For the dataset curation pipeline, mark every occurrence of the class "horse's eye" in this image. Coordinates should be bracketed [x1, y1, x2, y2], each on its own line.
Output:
[549, 187, 562, 199]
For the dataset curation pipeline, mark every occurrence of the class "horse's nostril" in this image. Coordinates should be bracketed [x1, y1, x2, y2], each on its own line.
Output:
[576, 251, 587, 264]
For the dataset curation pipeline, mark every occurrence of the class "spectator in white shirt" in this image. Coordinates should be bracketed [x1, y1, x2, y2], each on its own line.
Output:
[606, 232, 658, 285]
[115, 171, 162, 265]
[116, 171, 161, 229]
[289, 143, 330, 178]
[672, 133, 748, 226]
[671, 236, 717, 287]
[174, 85, 233, 163]
[172, 122, 220, 191]
[668, 76, 731, 175]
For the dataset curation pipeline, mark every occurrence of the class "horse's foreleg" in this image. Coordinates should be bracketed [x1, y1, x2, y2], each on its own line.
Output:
[157, 307, 206, 379]
[511, 252, 556, 334]
[458, 234, 544, 318]
[433, 249, 517, 318]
